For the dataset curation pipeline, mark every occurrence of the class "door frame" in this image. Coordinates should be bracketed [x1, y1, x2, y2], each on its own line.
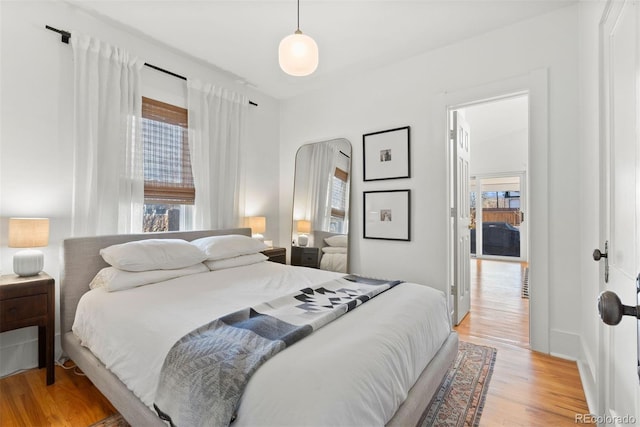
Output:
[438, 69, 550, 353]
[471, 171, 528, 262]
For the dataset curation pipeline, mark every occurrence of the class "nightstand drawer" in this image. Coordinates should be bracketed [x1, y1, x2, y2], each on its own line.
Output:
[291, 246, 320, 268]
[1, 294, 47, 325]
[300, 253, 316, 263]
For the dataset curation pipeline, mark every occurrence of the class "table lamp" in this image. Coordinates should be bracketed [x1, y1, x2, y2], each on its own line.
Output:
[247, 216, 266, 241]
[8, 218, 49, 276]
[296, 220, 311, 246]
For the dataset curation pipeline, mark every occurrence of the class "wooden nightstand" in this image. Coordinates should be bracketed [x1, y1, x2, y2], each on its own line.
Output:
[262, 247, 286, 264]
[291, 246, 320, 268]
[0, 273, 55, 385]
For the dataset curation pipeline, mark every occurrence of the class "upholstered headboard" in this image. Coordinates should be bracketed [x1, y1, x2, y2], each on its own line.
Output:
[59, 228, 251, 335]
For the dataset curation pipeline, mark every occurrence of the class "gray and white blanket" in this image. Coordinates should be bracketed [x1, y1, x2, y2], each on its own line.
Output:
[153, 274, 402, 427]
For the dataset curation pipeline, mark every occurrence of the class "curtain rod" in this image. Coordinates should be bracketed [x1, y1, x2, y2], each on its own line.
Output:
[45, 25, 258, 107]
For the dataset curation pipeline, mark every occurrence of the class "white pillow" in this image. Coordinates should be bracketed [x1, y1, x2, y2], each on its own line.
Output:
[204, 253, 268, 271]
[89, 263, 209, 292]
[100, 239, 208, 272]
[322, 246, 347, 254]
[191, 234, 268, 261]
[324, 234, 348, 247]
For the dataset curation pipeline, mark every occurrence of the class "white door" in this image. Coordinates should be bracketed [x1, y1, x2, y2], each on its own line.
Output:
[452, 111, 471, 325]
[598, 0, 640, 422]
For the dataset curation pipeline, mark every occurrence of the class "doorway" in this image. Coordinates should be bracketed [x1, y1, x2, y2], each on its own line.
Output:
[442, 69, 549, 352]
[471, 173, 527, 262]
[449, 94, 529, 340]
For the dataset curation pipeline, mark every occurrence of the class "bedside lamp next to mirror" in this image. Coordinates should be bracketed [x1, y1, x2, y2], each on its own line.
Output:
[8, 218, 49, 276]
[296, 220, 311, 247]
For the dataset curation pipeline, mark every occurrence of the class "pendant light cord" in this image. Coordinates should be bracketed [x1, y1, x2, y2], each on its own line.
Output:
[297, 0, 300, 31]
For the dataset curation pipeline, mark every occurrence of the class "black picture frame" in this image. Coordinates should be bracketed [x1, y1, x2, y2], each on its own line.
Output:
[363, 126, 411, 181]
[363, 189, 411, 241]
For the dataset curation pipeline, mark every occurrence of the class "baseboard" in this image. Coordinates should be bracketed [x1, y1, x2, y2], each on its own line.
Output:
[577, 359, 597, 414]
[549, 328, 581, 360]
[577, 334, 600, 415]
[0, 337, 40, 378]
[549, 331, 597, 415]
[0, 333, 63, 378]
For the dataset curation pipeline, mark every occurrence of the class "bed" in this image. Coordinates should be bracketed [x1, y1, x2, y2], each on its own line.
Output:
[315, 231, 348, 273]
[60, 228, 457, 426]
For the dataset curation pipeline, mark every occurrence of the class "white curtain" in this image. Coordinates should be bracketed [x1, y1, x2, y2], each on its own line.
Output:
[70, 33, 144, 236]
[187, 80, 248, 230]
[306, 143, 338, 231]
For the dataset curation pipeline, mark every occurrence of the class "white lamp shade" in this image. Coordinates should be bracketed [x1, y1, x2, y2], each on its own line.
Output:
[296, 220, 311, 234]
[296, 220, 311, 247]
[247, 216, 266, 235]
[8, 218, 49, 276]
[279, 31, 319, 76]
[8, 218, 49, 248]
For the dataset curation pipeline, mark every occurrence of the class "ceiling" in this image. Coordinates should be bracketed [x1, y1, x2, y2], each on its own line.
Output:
[462, 95, 528, 145]
[67, 0, 574, 99]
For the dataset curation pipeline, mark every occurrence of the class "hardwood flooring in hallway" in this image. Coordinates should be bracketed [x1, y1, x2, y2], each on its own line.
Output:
[455, 259, 590, 426]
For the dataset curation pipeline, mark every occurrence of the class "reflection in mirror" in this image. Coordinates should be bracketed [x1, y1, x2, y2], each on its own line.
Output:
[292, 138, 351, 273]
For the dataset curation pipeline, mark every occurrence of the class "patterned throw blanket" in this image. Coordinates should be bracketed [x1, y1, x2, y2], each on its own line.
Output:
[153, 274, 402, 427]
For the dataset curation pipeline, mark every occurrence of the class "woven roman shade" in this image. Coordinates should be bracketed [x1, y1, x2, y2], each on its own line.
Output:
[142, 97, 195, 205]
[331, 167, 348, 219]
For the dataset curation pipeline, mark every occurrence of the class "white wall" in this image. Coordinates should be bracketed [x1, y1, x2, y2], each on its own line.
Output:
[0, 0, 281, 377]
[279, 5, 581, 357]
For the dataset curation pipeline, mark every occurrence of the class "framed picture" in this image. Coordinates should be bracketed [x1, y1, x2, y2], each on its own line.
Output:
[363, 126, 410, 181]
[363, 190, 411, 241]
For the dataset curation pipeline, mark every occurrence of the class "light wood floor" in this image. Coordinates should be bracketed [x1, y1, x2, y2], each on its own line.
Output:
[0, 363, 117, 426]
[456, 259, 590, 426]
[0, 259, 590, 426]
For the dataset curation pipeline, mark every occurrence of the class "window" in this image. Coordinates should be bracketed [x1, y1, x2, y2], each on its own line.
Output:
[141, 97, 194, 232]
[330, 168, 348, 233]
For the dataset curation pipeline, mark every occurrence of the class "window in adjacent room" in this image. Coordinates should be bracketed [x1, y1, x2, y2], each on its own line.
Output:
[330, 168, 348, 233]
[141, 97, 194, 232]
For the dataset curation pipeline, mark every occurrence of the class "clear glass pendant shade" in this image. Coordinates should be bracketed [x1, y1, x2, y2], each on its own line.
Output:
[278, 30, 319, 76]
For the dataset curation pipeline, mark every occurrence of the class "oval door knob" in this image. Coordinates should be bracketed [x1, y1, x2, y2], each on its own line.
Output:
[597, 290, 638, 325]
[593, 249, 607, 261]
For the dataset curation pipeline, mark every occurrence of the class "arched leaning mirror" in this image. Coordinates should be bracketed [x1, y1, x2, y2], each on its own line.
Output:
[291, 138, 351, 273]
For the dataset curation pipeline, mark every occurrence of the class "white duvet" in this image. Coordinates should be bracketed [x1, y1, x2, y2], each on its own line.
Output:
[73, 262, 451, 426]
[319, 251, 347, 273]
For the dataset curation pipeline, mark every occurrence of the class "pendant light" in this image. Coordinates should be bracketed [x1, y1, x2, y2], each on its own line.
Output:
[278, 0, 318, 76]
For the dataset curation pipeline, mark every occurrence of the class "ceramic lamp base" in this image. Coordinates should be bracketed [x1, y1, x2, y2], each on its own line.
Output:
[13, 249, 44, 276]
[298, 235, 308, 247]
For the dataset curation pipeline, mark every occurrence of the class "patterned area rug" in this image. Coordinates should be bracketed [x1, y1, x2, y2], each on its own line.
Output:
[91, 341, 497, 427]
[89, 413, 129, 427]
[420, 341, 497, 427]
[521, 267, 530, 299]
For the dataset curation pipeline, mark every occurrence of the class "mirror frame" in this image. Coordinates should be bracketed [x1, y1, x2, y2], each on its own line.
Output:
[291, 138, 352, 273]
